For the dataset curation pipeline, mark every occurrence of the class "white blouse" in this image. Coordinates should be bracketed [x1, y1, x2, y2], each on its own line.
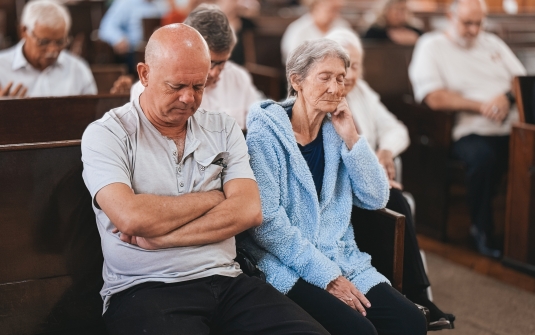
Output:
[346, 80, 410, 157]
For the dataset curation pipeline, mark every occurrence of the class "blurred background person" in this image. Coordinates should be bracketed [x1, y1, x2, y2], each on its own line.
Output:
[280, 0, 349, 63]
[217, 0, 259, 66]
[0, 0, 96, 98]
[409, 0, 526, 258]
[326, 28, 455, 330]
[98, 0, 169, 73]
[364, 0, 423, 46]
[130, 4, 262, 130]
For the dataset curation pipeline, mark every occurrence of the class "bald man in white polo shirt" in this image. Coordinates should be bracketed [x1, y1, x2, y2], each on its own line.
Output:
[409, 0, 526, 258]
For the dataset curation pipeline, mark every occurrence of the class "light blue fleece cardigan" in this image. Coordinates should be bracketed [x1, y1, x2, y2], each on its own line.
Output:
[241, 98, 391, 295]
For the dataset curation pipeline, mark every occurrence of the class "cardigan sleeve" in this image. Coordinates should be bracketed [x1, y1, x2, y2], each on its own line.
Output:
[341, 137, 390, 210]
[247, 135, 343, 289]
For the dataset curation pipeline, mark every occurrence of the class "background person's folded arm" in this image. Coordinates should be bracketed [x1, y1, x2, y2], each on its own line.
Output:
[424, 89, 482, 113]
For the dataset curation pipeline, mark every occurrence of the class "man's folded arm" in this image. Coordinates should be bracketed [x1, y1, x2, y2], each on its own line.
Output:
[95, 182, 226, 237]
[136, 178, 262, 249]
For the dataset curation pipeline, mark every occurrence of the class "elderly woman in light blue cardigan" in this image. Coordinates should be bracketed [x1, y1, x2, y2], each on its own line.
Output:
[242, 39, 427, 335]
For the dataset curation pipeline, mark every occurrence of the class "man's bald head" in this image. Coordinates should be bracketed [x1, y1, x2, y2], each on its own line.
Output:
[144, 23, 210, 69]
[448, 0, 486, 48]
[137, 24, 212, 129]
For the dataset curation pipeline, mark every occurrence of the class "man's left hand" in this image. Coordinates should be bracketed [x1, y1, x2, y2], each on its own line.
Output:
[376, 149, 396, 180]
[113, 228, 162, 250]
[480, 94, 510, 123]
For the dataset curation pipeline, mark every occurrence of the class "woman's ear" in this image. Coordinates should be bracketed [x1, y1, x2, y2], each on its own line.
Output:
[289, 74, 301, 93]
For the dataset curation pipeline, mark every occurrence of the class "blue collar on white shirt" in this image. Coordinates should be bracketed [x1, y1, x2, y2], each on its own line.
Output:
[12, 40, 66, 71]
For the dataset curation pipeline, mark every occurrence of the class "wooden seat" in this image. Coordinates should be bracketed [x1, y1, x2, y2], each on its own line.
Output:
[91, 64, 128, 94]
[0, 95, 129, 145]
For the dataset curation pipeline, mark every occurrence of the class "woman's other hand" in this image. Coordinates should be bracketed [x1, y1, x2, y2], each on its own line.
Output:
[326, 276, 371, 315]
[331, 98, 360, 150]
[376, 149, 395, 180]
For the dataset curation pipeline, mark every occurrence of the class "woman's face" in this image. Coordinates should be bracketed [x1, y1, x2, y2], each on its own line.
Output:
[312, 0, 344, 28]
[293, 56, 346, 113]
[343, 45, 361, 96]
[386, 2, 408, 27]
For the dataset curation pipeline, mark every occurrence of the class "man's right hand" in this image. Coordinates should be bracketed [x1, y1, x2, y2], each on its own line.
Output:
[1, 82, 28, 98]
[480, 94, 510, 123]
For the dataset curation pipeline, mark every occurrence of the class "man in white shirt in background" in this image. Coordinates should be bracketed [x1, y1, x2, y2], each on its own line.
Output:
[131, 4, 262, 131]
[409, 0, 526, 258]
[0, 0, 97, 98]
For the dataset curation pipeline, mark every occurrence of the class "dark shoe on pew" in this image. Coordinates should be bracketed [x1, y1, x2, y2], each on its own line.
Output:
[470, 226, 501, 259]
[409, 292, 455, 330]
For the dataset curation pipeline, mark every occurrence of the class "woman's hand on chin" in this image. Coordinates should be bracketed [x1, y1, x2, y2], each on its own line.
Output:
[331, 98, 360, 150]
[326, 276, 371, 316]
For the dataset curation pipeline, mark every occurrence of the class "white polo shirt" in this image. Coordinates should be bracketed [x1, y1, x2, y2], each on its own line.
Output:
[130, 61, 262, 130]
[409, 31, 526, 141]
[0, 40, 97, 97]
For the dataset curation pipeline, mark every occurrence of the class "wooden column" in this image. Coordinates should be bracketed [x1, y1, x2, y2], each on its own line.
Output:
[504, 122, 535, 275]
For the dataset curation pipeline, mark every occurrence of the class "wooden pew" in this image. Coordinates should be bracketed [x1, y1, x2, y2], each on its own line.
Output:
[0, 140, 405, 333]
[0, 95, 129, 145]
[504, 122, 535, 276]
[91, 64, 128, 94]
[0, 141, 107, 334]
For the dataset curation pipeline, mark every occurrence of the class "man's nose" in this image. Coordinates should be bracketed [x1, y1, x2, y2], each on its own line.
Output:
[179, 88, 195, 104]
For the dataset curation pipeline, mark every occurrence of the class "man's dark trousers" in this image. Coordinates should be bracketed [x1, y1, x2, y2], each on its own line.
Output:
[103, 274, 329, 335]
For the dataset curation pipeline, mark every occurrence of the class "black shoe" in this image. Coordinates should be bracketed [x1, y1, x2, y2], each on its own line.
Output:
[470, 226, 501, 259]
[408, 292, 456, 324]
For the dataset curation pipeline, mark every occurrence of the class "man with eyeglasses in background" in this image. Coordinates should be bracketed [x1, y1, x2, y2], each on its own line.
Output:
[130, 4, 262, 131]
[0, 0, 97, 98]
[409, 0, 526, 258]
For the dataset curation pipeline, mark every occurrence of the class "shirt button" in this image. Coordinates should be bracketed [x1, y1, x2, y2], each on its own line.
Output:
[180, 182, 184, 187]
[201, 166, 205, 171]
[173, 151, 177, 156]
[178, 166, 181, 172]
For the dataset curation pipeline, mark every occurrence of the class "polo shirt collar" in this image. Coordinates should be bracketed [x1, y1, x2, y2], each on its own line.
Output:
[12, 39, 65, 71]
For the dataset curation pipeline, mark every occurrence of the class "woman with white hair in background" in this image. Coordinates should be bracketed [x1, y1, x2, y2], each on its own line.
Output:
[280, 0, 349, 63]
[326, 28, 455, 330]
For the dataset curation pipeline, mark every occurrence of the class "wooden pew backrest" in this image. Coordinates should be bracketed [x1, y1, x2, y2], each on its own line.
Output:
[513, 75, 535, 124]
[0, 94, 129, 145]
[91, 64, 128, 94]
[0, 141, 106, 334]
[352, 207, 405, 292]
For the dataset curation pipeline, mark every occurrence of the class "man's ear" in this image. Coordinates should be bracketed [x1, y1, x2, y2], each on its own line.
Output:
[289, 74, 301, 93]
[137, 63, 149, 87]
[20, 26, 28, 39]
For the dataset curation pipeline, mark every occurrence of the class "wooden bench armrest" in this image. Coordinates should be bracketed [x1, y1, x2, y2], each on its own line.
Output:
[351, 207, 405, 292]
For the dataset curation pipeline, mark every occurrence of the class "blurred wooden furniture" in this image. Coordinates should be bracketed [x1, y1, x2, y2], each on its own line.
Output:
[352, 207, 405, 292]
[362, 42, 457, 240]
[504, 122, 535, 276]
[513, 75, 535, 123]
[0, 141, 107, 334]
[0, 95, 129, 145]
[91, 64, 128, 94]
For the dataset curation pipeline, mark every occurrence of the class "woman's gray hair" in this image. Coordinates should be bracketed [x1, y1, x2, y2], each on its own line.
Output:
[21, 0, 71, 34]
[325, 28, 363, 58]
[286, 38, 350, 97]
[184, 4, 236, 53]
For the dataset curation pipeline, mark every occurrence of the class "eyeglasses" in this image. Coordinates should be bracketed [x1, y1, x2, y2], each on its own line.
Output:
[29, 31, 70, 48]
[210, 60, 227, 70]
